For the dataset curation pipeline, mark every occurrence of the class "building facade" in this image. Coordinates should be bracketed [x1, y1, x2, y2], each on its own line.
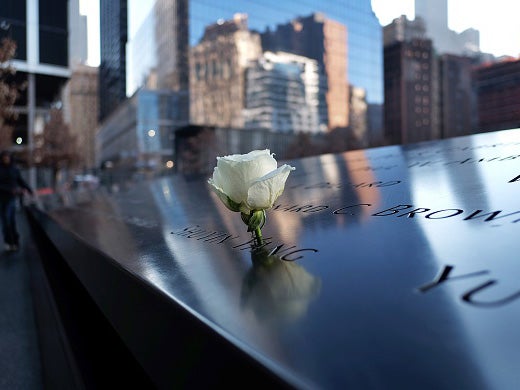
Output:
[383, 15, 427, 47]
[190, 14, 262, 128]
[261, 13, 348, 132]
[474, 58, 520, 132]
[384, 15, 479, 144]
[415, 0, 480, 56]
[0, 0, 71, 188]
[348, 85, 368, 147]
[97, 88, 185, 172]
[127, 6, 156, 96]
[62, 64, 98, 169]
[384, 38, 437, 144]
[68, 0, 87, 67]
[154, 0, 189, 94]
[99, 0, 127, 122]
[243, 51, 320, 133]
[187, 0, 382, 144]
[439, 54, 475, 138]
[126, 0, 190, 129]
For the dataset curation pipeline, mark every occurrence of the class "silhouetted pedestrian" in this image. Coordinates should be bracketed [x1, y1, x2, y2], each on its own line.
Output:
[0, 151, 33, 251]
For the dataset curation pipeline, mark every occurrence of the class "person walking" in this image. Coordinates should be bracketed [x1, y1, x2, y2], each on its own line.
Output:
[0, 151, 33, 251]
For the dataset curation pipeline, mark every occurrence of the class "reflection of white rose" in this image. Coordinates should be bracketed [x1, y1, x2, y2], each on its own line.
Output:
[241, 252, 321, 323]
[208, 150, 295, 214]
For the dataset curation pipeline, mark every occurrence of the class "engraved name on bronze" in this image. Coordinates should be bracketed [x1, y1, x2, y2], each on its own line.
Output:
[289, 180, 401, 190]
[408, 154, 520, 168]
[272, 202, 520, 225]
[418, 265, 520, 307]
[171, 226, 318, 261]
[408, 140, 520, 156]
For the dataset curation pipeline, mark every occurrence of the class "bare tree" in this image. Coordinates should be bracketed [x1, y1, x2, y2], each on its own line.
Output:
[0, 38, 21, 149]
[34, 109, 79, 188]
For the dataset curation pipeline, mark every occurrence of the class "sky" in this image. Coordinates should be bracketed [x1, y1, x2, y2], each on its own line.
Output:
[80, 0, 520, 67]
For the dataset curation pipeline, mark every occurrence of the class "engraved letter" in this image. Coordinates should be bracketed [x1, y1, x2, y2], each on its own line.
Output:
[376, 180, 401, 187]
[372, 204, 413, 217]
[464, 209, 520, 222]
[397, 208, 431, 218]
[417, 265, 490, 293]
[205, 233, 238, 244]
[499, 155, 520, 161]
[266, 244, 297, 256]
[288, 205, 315, 212]
[281, 248, 319, 261]
[333, 204, 371, 215]
[425, 209, 464, 219]
[302, 206, 329, 213]
[462, 280, 520, 307]
[509, 174, 520, 183]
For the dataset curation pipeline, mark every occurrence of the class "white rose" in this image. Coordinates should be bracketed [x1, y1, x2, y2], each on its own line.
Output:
[208, 149, 295, 214]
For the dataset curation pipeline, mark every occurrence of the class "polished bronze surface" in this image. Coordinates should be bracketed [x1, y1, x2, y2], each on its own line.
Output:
[36, 128, 520, 388]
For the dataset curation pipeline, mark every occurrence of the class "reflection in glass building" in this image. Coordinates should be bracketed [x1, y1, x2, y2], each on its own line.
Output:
[127, 0, 383, 146]
[97, 89, 187, 173]
[243, 51, 320, 134]
[189, 14, 262, 129]
[99, 0, 128, 122]
[261, 12, 348, 132]
[190, 0, 383, 144]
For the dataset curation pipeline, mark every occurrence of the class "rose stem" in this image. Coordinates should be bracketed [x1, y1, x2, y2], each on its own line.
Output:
[253, 226, 263, 246]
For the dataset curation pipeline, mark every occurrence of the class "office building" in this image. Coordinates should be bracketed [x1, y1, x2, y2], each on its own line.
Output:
[127, 7, 156, 96]
[126, 0, 189, 117]
[384, 15, 427, 46]
[99, 0, 127, 122]
[261, 13, 348, 132]
[68, 0, 87, 67]
[154, 0, 188, 94]
[190, 14, 262, 128]
[0, 0, 70, 186]
[97, 88, 185, 171]
[384, 38, 437, 144]
[243, 51, 320, 133]
[474, 57, 520, 132]
[384, 15, 477, 143]
[349, 85, 368, 147]
[439, 54, 475, 138]
[189, 0, 382, 144]
[415, 0, 480, 55]
[62, 64, 99, 169]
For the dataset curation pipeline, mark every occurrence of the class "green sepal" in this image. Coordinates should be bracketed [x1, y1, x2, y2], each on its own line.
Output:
[226, 196, 241, 212]
[246, 210, 266, 232]
[241, 212, 251, 225]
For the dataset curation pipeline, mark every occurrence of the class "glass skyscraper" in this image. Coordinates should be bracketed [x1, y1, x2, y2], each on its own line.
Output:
[0, 0, 69, 161]
[127, 0, 382, 142]
[99, 0, 128, 122]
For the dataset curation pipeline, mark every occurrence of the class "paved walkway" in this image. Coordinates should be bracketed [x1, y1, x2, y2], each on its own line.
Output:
[0, 209, 44, 389]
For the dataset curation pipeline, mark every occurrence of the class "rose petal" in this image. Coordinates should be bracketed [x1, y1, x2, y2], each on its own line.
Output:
[222, 149, 273, 163]
[214, 159, 248, 203]
[208, 179, 241, 212]
[217, 150, 277, 202]
[246, 164, 295, 210]
[221, 150, 277, 184]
